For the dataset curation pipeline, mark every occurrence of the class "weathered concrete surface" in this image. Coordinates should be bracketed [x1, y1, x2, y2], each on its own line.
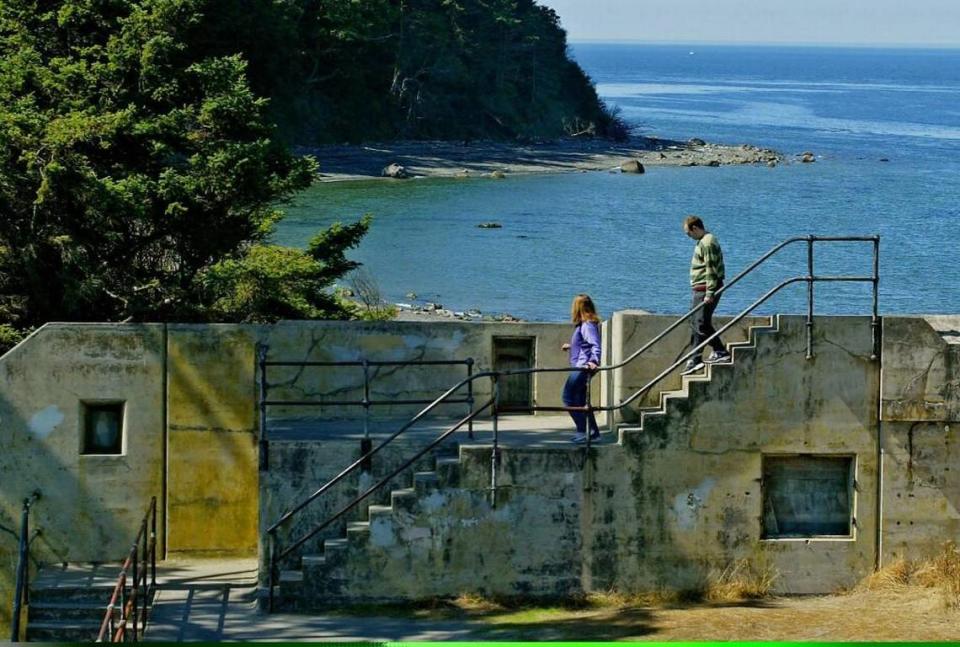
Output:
[0, 324, 165, 632]
[0, 324, 165, 558]
[878, 317, 960, 563]
[881, 421, 960, 561]
[259, 320, 585, 421]
[599, 315, 880, 594]
[166, 325, 261, 555]
[881, 316, 960, 422]
[609, 311, 769, 422]
[261, 435, 458, 574]
[7, 312, 960, 606]
[275, 315, 881, 601]
[295, 448, 585, 604]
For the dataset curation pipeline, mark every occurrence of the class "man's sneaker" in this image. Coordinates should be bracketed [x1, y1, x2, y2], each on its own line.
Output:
[571, 430, 601, 444]
[681, 358, 705, 375]
[705, 349, 732, 364]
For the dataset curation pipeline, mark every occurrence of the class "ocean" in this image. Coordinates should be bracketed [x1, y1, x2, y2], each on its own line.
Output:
[277, 44, 960, 321]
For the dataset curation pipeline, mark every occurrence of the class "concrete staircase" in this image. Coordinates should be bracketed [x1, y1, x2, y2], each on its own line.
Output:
[270, 316, 779, 609]
[619, 316, 779, 440]
[272, 451, 464, 609]
[26, 563, 148, 642]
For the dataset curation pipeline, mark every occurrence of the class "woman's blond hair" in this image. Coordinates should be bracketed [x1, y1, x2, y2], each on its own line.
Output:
[570, 294, 600, 324]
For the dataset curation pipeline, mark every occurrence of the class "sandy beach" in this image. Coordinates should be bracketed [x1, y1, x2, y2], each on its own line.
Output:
[302, 136, 785, 181]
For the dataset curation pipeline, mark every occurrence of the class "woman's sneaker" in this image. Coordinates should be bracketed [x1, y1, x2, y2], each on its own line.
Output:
[681, 357, 705, 375]
[572, 430, 601, 444]
[705, 349, 732, 364]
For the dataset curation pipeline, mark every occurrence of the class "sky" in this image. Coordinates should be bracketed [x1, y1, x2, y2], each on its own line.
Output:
[537, 0, 960, 47]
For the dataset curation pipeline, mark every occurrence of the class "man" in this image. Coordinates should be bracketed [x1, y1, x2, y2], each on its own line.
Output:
[682, 215, 731, 375]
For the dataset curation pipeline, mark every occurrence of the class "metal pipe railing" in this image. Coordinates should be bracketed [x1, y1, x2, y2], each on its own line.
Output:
[263, 235, 880, 609]
[9, 490, 40, 642]
[97, 497, 157, 643]
[267, 400, 493, 610]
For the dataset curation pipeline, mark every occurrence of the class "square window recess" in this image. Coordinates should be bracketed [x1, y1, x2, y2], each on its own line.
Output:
[82, 402, 124, 455]
[762, 455, 853, 538]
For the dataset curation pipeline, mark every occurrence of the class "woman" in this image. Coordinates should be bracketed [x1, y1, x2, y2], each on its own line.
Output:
[560, 294, 602, 443]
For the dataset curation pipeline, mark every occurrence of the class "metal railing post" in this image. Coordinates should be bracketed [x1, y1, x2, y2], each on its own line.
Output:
[872, 236, 880, 361]
[466, 358, 475, 439]
[362, 359, 371, 439]
[150, 497, 157, 590]
[257, 344, 269, 472]
[267, 534, 276, 612]
[490, 374, 500, 508]
[585, 371, 594, 452]
[10, 498, 29, 642]
[806, 235, 815, 360]
[118, 572, 127, 641]
[131, 543, 139, 641]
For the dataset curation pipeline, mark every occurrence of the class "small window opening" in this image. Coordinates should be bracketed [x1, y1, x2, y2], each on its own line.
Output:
[762, 455, 853, 538]
[82, 402, 124, 455]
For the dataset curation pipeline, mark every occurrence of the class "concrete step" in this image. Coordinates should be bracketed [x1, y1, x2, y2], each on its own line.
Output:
[322, 537, 348, 566]
[28, 600, 112, 622]
[367, 505, 393, 521]
[391, 487, 418, 512]
[279, 569, 303, 584]
[413, 471, 440, 494]
[346, 521, 370, 546]
[27, 620, 102, 643]
[26, 618, 144, 642]
[435, 456, 461, 486]
[301, 554, 326, 570]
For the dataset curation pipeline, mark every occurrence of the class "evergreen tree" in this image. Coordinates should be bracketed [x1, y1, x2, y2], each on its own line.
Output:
[0, 0, 367, 348]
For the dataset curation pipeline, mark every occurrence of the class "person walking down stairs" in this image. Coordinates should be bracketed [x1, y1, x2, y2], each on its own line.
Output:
[560, 294, 602, 443]
[682, 215, 731, 375]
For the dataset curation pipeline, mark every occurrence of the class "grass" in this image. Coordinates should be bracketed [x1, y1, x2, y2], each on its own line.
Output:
[315, 549, 960, 640]
[859, 542, 960, 609]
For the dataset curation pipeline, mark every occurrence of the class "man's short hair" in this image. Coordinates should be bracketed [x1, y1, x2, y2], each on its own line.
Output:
[683, 215, 704, 231]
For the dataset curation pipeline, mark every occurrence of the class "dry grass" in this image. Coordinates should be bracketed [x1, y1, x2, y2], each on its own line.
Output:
[705, 557, 779, 602]
[856, 542, 960, 609]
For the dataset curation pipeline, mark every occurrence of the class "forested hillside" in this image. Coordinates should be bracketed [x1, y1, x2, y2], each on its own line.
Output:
[0, 0, 619, 351]
[197, 0, 625, 142]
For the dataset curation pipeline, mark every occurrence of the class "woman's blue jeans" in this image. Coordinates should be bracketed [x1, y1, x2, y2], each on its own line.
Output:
[562, 369, 599, 435]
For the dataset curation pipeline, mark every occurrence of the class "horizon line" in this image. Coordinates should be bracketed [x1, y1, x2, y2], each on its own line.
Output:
[566, 39, 960, 50]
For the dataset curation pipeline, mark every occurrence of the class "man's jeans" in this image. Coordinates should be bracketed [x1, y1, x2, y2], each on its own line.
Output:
[562, 369, 599, 435]
[690, 290, 726, 356]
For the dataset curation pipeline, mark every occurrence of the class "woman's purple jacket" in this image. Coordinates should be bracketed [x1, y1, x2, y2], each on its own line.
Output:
[568, 321, 601, 368]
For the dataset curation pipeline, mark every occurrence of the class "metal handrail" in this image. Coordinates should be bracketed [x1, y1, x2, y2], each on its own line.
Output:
[96, 497, 157, 643]
[263, 235, 880, 610]
[258, 355, 476, 469]
[266, 400, 494, 609]
[9, 490, 40, 642]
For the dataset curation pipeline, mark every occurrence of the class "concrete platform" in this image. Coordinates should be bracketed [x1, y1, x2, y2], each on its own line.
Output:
[267, 413, 615, 448]
[144, 558, 486, 642]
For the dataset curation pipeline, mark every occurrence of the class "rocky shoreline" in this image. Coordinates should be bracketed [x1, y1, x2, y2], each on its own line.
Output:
[393, 301, 524, 323]
[301, 136, 788, 182]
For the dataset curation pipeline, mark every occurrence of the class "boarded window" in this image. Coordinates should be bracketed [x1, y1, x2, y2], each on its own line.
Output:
[492, 337, 534, 411]
[82, 402, 124, 455]
[762, 455, 853, 538]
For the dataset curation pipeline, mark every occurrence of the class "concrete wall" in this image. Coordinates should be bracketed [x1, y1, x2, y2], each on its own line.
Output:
[278, 315, 879, 598]
[597, 315, 880, 594]
[259, 320, 588, 421]
[880, 316, 960, 562]
[5, 313, 960, 602]
[609, 311, 769, 421]
[165, 325, 261, 555]
[0, 319, 602, 567]
[0, 324, 166, 631]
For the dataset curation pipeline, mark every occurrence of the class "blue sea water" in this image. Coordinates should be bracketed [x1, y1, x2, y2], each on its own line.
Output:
[278, 44, 960, 321]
